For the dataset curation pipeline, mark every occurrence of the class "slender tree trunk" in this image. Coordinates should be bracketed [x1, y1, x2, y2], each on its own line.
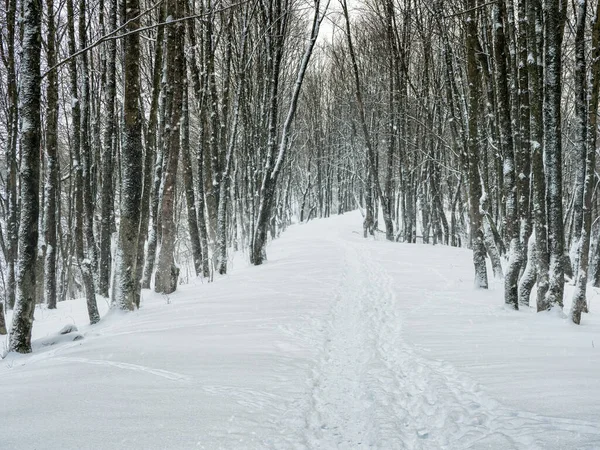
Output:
[141, 45, 167, 291]
[381, 0, 398, 241]
[185, 1, 211, 278]
[216, 76, 244, 274]
[134, 4, 165, 303]
[571, 0, 594, 324]
[543, 0, 565, 309]
[9, 0, 41, 353]
[590, 8, 600, 288]
[65, 0, 99, 323]
[5, 0, 19, 311]
[519, 230, 537, 306]
[181, 80, 203, 277]
[251, 0, 327, 264]
[465, 0, 488, 289]
[78, 0, 100, 324]
[493, 1, 520, 308]
[98, 0, 117, 297]
[516, 0, 531, 272]
[197, 137, 211, 278]
[250, 0, 284, 265]
[526, 0, 549, 310]
[44, 0, 59, 310]
[79, 0, 99, 277]
[216, 18, 247, 275]
[204, 0, 223, 246]
[113, 0, 144, 310]
[155, 0, 185, 294]
[482, 196, 504, 278]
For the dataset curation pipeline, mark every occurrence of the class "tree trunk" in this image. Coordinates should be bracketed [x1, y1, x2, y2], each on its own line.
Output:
[181, 80, 203, 277]
[79, 0, 99, 278]
[465, 0, 488, 289]
[543, 0, 565, 309]
[113, 0, 144, 310]
[134, 3, 165, 302]
[519, 231, 537, 307]
[590, 8, 600, 289]
[9, 0, 41, 353]
[65, 0, 99, 324]
[78, 0, 100, 324]
[155, 0, 185, 294]
[516, 0, 531, 271]
[571, 0, 595, 324]
[527, 0, 549, 310]
[5, 0, 19, 311]
[44, 0, 59, 310]
[493, 1, 520, 308]
[216, 17, 247, 275]
[98, 0, 117, 297]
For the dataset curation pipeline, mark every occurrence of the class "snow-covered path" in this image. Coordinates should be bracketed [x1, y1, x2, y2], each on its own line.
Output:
[2, 212, 600, 449]
[305, 232, 600, 449]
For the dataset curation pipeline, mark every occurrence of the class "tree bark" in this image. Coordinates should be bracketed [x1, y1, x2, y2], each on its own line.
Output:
[98, 0, 118, 297]
[113, 0, 144, 310]
[216, 15, 247, 275]
[542, 0, 565, 309]
[78, 0, 100, 324]
[44, 0, 59, 310]
[134, 3, 165, 303]
[516, 0, 531, 271]
[9, 0, 41, 353]
[181, 80, 204, 277]
[526, 0, 549, 310]
[571, 0, 595, 324]
[154, 0, 185, 294]
[5, 0, 19, 311]
[493, 1, 520, 308]
[465, 0, 488, 289]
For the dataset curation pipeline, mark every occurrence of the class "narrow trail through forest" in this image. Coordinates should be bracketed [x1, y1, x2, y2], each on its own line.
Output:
[2, 213, 600, 450]
[302, 224, 600, 450]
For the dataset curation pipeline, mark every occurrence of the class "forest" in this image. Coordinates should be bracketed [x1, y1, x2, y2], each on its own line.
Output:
[1, 0, 600, 355]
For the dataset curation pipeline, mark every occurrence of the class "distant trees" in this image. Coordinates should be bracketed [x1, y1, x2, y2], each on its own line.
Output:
[306, 0, 600, 323]
[250, 0, 329, 265]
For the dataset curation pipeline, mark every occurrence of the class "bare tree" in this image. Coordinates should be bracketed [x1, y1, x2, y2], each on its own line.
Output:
[155, 0, 186, 294]
[542, 0, 566, 309]
[465, 0, 488, 289]
[113, 0, 144, 310]
[44, 0, 59, 310]
[250, 0, 329, 265]
[571, 0, 594, 324]
[9, 0, 42, 353]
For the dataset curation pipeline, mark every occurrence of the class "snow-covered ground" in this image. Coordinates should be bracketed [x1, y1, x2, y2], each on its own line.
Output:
[2, 211, 600, 449]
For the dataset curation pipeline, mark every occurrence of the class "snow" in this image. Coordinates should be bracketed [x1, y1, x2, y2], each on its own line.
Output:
[2, 211, 600, 449]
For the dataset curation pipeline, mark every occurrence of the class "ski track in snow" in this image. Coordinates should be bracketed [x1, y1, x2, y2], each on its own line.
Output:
[303, 236, 600, 450]
[53, 356, 192, 382]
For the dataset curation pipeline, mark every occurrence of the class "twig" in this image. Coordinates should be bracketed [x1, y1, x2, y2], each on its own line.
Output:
[43, 0, 249, 79]
[443, 0, 498, 19]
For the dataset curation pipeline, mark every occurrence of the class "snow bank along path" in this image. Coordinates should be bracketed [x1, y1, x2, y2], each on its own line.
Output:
[2, 211, 600, 449]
